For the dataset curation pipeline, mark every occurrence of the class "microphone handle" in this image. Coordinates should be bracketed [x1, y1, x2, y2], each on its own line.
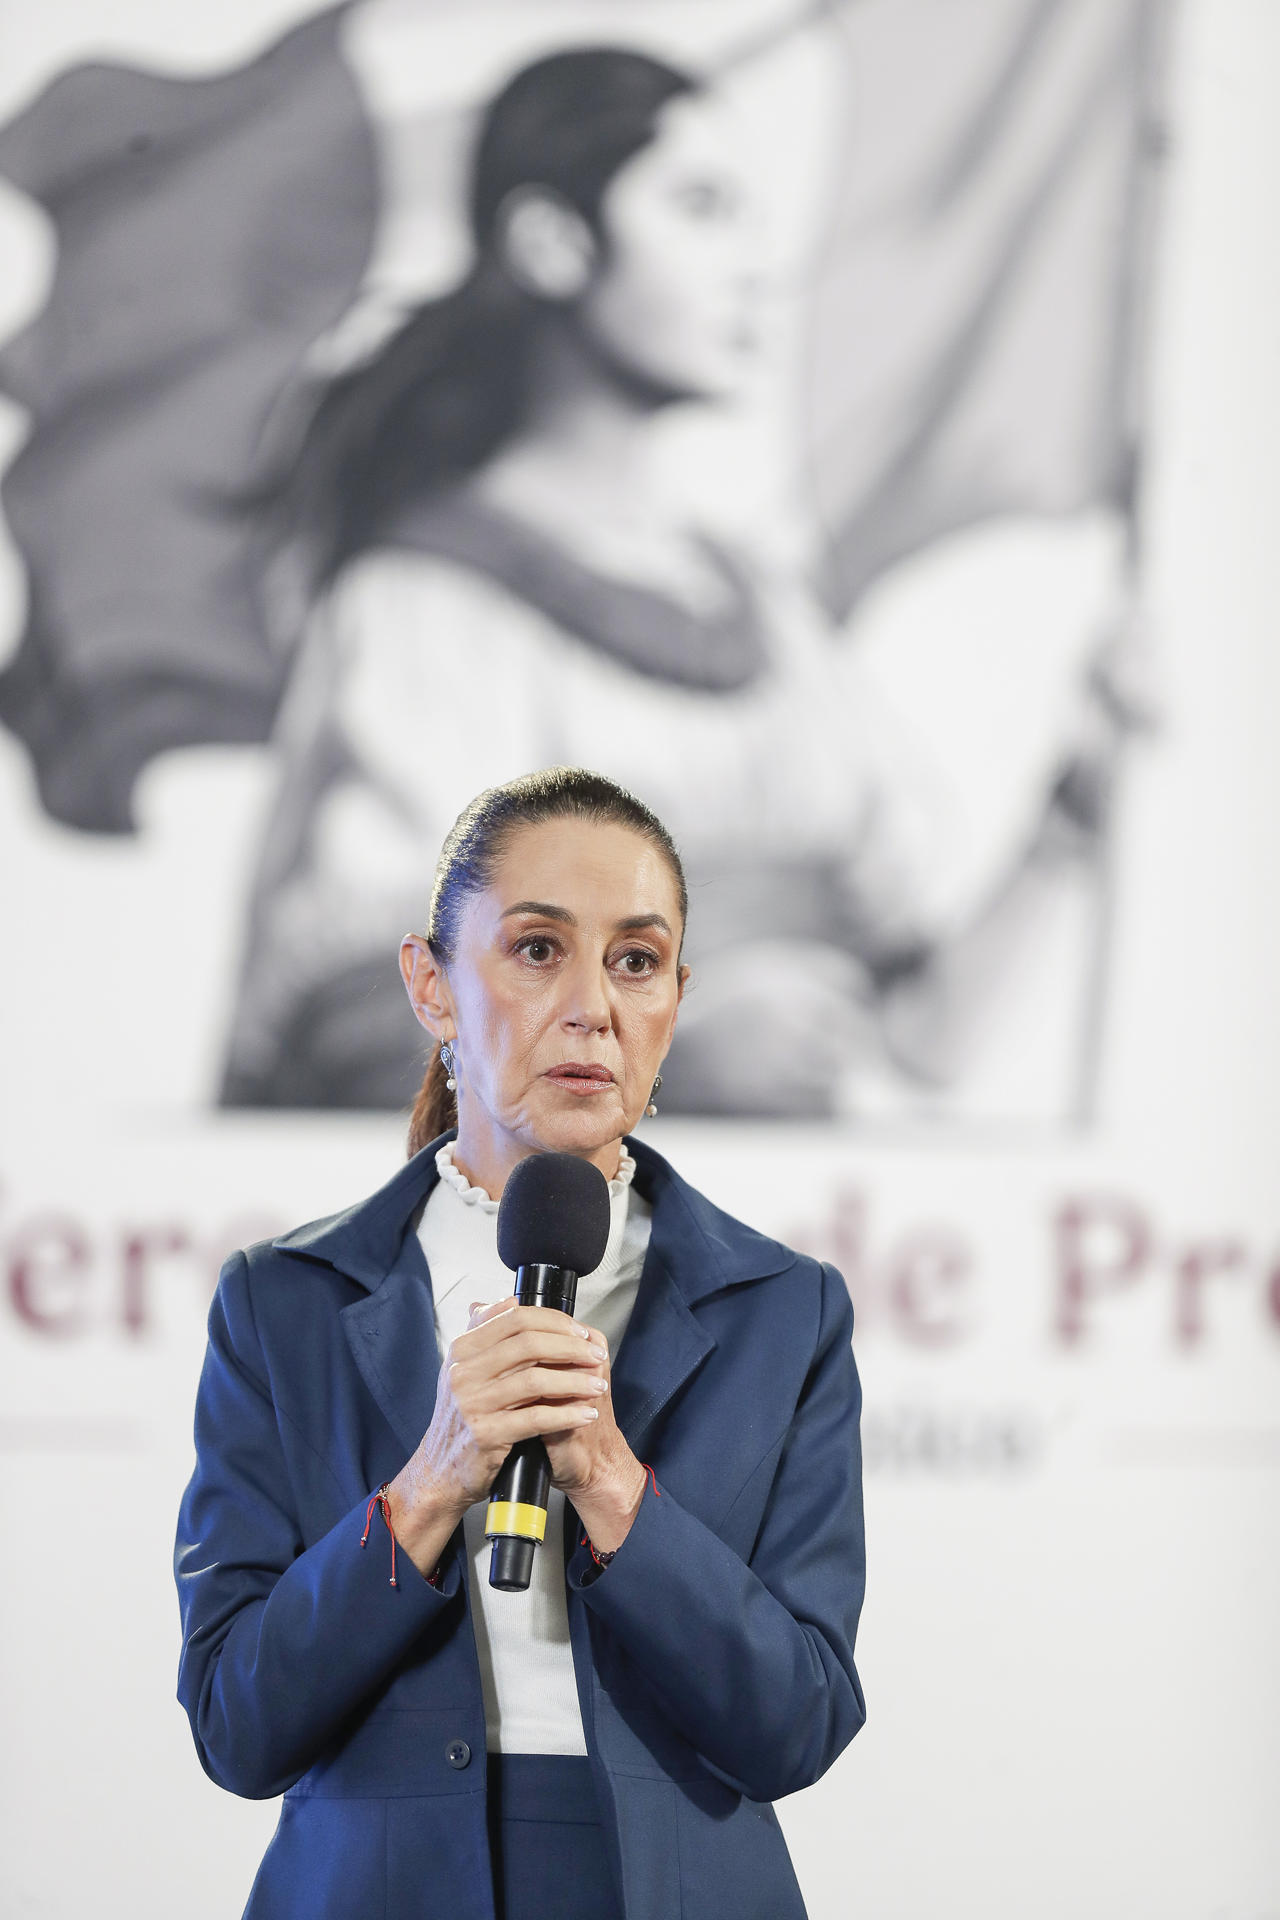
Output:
[512, 1262, 579, 1316]
[486, 1264, 579, 1591]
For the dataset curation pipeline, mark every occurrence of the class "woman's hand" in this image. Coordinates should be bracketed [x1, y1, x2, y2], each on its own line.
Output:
[542, 1322, 648, 1556]
[385, 1300, 618, 1577]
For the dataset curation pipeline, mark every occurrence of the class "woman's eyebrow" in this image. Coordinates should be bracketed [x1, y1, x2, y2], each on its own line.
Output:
[499, 902, 672, 937]
[501, 900, 575, 923]
[616, 914, 672, 936]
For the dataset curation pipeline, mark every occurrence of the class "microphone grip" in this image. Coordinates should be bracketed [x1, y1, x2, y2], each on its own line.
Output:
[486, 1438, 551, 1591]
[486, 1263, 579, 1591]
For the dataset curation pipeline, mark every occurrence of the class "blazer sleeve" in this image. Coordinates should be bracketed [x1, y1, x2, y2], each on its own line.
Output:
[567, 1261, 865, 1802]
[174, 1252, 458, 1799]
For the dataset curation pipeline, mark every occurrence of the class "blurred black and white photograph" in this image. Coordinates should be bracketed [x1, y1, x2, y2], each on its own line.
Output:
[2, 0, 1167, 1122]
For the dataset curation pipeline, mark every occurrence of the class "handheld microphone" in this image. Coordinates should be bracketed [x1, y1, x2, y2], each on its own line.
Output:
[486, 1153, 611, 1592]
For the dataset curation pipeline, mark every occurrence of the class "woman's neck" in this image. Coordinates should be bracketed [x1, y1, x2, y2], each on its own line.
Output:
[450, 1115, 625, 1203]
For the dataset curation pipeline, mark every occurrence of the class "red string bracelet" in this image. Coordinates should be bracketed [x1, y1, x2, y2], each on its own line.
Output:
[361, 1484, 399, 1587]
[581, 1463, 660, 1567]
[360, 1484, 442, 1589]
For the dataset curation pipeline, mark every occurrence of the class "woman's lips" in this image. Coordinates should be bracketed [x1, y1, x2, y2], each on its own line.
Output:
[543, 1065, 616, 1096]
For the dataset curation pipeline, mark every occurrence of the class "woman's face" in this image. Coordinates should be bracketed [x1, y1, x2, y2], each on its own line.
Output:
[576, 91, 760, 403]
[405, 816, 686, 1193]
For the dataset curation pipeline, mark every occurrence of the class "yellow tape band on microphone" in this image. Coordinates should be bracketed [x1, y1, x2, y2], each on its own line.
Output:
[485, 1501, 547, 1544]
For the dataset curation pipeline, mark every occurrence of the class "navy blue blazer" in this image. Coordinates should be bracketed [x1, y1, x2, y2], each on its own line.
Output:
[175, 1135, 866, 1919]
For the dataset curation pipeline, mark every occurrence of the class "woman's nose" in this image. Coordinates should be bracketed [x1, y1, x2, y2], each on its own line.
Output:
[559, 958, 611, 1033]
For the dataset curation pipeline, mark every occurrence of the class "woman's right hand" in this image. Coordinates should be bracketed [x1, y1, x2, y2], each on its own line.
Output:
[385, 1300, 608, 1577]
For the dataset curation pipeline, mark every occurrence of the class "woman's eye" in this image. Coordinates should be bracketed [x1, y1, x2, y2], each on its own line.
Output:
[616, 949, 658, 976]
[517, 936, 557, 964]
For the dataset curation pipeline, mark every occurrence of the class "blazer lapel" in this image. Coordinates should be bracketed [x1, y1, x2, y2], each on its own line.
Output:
[610, 1244, 715, 1458]
[610, 1137, 800, 1457]
[341, 1231, 442, 1459]
[271, 1136, 452, 1461]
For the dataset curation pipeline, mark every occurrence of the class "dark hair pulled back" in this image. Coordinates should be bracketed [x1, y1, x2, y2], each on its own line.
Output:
[407, 767, 687, 1157]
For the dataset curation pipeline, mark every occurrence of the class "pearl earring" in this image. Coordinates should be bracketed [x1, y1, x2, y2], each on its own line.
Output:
[440, 1040, 457, 1092]
[644, 1072, 663, 1118]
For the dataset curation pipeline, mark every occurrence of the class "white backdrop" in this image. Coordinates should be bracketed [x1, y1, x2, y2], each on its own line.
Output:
[1, 3, 1278, 1917]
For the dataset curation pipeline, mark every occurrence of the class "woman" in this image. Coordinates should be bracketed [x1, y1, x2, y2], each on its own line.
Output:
[176, 766, 866, 1920]
[220, 43, 1067, 1121]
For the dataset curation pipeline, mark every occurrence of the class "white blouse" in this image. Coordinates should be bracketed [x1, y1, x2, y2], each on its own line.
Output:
[419, 1143, 652, 1754]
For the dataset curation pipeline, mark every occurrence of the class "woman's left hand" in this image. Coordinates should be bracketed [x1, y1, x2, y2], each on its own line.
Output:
[535, 1312, 647, 1555]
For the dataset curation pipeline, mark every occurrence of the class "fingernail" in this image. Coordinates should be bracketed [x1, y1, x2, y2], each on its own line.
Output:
[590, 1377, 609, 1394]
[588, 1342, 607, 1360]
[573, 1324, 592, 1339]
[581, 1406, 599, 1421]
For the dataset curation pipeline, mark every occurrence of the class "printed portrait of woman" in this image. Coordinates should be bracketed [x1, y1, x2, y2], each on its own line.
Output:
[0, 1, 1166, 1124]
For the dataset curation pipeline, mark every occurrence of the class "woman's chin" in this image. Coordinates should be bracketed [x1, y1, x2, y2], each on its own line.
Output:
[529, 1086, 631, 1152]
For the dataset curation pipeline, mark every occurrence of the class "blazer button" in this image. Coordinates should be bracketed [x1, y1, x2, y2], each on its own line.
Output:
[446, 1739, 471, 1770]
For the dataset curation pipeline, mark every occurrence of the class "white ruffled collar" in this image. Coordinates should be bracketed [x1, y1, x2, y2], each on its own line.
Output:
[423, 1142, 644, 1299]
[433, 1141, 637, 1216]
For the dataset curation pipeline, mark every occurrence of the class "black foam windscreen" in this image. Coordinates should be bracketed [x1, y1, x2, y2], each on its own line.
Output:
[497, 1153, 612, 1276]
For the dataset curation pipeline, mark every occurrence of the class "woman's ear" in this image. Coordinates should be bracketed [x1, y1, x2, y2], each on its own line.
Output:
[399, 934, 454, 1038]
[496, 186, 596, 300]
[662, 963, 690, 1054]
